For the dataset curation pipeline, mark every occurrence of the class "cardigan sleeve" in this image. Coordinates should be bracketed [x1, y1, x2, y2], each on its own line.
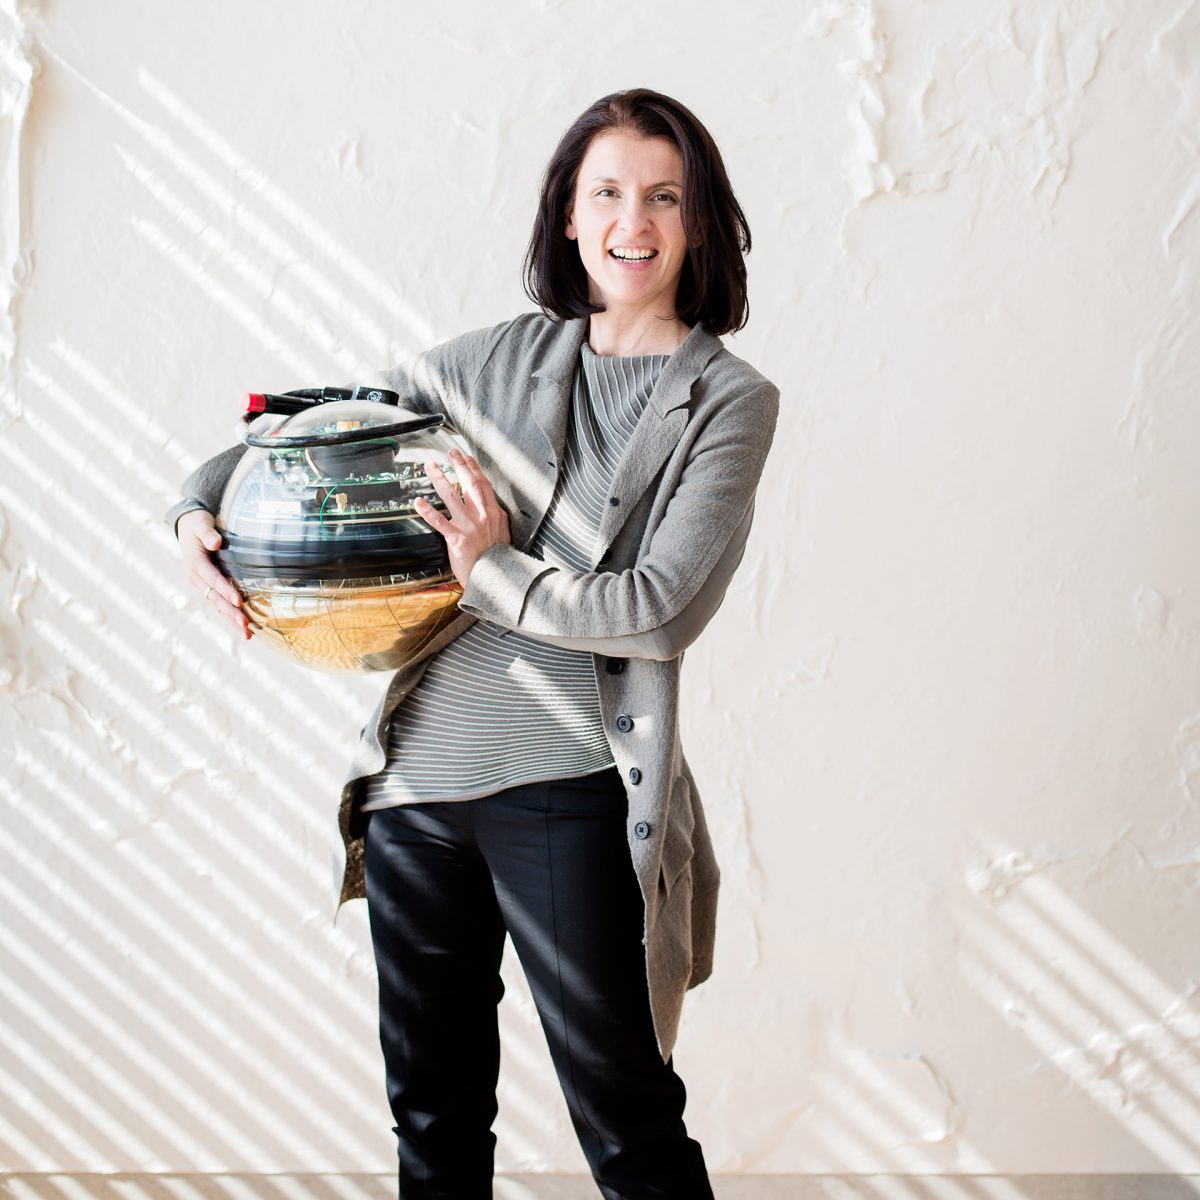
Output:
[163, 319, 513, 537]
[478, 496, 757, 661]
[456, 378, 780, 649]
[164, 444, 253, 536]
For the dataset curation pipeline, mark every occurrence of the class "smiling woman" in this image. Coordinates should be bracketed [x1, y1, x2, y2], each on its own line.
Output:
[166, 86, 778, 1199]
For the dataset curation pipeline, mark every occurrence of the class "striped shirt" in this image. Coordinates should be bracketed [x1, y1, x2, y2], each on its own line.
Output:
[358, 340, 671, 811]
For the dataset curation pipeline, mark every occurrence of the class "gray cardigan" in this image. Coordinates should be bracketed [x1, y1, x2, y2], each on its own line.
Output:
[165, 311, 781, 1064]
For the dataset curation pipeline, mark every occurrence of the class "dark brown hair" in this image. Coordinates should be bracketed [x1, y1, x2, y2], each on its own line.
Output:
[522, 88, 753, 336]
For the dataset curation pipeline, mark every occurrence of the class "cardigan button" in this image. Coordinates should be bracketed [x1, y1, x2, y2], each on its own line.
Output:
[605, 658, 626, 674]
[628, 767, 642, 785]
[616, 713, 633, 732]
[608, 496, 620, 506]
[634, 820, 650, 838]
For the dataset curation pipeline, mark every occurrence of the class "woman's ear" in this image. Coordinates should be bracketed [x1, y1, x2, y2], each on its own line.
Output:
[564, 208, 576, 240]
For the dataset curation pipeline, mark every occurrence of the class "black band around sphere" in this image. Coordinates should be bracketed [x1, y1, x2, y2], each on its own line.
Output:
[244, 411, 445, 449]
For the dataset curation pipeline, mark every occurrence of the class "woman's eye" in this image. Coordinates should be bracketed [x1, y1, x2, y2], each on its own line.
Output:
[594, 189, 678, 202]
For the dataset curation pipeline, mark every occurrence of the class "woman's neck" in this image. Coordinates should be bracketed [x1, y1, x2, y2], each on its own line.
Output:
[585, 313, 692, 357]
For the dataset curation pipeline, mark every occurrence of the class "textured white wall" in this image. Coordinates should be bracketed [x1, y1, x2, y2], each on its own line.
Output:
[1, 0, 1198, 1180]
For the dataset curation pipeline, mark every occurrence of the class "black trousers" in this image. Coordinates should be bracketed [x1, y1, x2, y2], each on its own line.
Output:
[361, 762, 714, 1199]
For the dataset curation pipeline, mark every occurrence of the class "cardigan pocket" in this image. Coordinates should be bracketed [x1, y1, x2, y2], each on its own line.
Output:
[659, 774, 696, 897]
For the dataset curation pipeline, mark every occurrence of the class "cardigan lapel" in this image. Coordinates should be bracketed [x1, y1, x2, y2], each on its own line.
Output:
[527, 317, 588, 481]
[529, 316, 726, 567]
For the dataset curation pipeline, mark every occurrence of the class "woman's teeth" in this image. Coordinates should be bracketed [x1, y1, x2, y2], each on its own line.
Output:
[610, 249, 657, 260]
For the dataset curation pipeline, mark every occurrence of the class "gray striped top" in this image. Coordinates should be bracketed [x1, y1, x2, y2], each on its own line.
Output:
[358, 340, 671, 811]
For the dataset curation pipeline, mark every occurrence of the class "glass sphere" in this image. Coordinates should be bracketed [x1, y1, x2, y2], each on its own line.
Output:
[213, 399, 469, 673]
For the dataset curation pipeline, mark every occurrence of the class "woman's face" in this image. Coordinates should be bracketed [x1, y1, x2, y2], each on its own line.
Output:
[564, 130, 691, 321]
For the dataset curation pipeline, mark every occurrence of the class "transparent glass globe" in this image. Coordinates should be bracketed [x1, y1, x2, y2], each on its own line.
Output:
[213, 399, 469, 673]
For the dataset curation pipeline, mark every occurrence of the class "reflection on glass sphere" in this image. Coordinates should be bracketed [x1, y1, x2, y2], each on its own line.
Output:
[213, 399, 469, 673]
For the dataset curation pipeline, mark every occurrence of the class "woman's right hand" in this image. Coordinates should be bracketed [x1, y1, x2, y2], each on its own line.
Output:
[176, 509, 254, 641]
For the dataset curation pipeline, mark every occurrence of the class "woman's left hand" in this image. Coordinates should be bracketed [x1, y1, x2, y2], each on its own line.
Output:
[415, 448, 512, 590]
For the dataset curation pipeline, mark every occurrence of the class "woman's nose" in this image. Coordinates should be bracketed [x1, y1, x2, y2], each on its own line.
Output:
[617, 202, 654, 231]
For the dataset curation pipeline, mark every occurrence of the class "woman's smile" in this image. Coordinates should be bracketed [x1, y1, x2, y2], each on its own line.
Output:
[608, 246, 660, 270]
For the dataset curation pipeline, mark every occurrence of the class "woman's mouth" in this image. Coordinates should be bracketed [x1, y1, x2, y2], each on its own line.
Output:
[608, 249, 658, 270]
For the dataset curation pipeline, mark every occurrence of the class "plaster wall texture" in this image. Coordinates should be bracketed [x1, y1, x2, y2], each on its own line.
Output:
[1, 0, 1198, 1180]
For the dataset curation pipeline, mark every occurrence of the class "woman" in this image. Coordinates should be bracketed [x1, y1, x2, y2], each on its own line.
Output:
[169, 88, 780, 1198]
